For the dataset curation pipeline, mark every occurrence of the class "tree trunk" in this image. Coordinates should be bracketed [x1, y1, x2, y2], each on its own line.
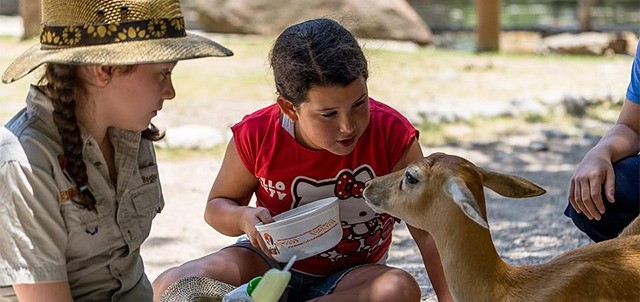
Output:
[578, 0, 593, 32]
[20, 0, 41, 40]
[475, 0, 501, 52]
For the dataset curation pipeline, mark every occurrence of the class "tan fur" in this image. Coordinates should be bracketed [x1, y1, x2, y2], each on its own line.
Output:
[363, 152, 640, 302]
[620, 215, 640, 237]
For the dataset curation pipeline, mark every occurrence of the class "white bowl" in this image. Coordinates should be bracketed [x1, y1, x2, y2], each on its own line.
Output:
[255, 197, 341, 262]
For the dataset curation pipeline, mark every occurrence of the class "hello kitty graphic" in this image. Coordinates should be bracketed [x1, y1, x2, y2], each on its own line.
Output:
[291, 165, 396, 268]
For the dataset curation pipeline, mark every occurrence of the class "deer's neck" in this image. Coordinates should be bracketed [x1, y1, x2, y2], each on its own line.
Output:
[430, 215, 509, 301]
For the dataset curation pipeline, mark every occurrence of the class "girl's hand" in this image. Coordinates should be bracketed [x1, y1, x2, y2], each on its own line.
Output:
[240, 206, 275, 255]
[569, 153, 615, 221]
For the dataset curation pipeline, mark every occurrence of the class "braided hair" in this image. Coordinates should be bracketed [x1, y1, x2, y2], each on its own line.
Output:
[40, 63, 164, 211]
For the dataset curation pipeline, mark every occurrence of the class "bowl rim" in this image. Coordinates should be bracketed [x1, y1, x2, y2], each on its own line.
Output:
[255, 197, 338, 232]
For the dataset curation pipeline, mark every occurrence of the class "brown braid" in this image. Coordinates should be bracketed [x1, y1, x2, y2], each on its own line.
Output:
[40, 63, 97, 211]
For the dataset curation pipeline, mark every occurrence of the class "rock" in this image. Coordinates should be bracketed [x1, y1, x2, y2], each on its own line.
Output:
[541, 129, 569, 140]
[561, 95, 589, 117]
[529, 141, 549, 152]
[620, 31, 639, 55]
[538, 32, 630, 56]
[194, 0, 432, 45]
[500, 31, 543, 54]
[156, 125, 225, 149]
[509, 97, 547, 117]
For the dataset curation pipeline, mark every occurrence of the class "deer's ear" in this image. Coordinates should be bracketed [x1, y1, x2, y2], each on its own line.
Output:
[446, 176, 489, 229]
[478, 167, 546, 198]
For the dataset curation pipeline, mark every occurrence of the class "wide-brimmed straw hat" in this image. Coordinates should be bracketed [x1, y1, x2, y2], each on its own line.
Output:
[2, 0, 233, 83]
[159, 276, 236, 302]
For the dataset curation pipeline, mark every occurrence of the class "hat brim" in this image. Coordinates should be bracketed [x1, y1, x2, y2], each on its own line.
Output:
[159, 276, 236, 302]
[2, 32, 233, 83]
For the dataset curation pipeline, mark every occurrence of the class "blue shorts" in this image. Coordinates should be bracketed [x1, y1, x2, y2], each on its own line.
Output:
[564, 155, 640, 242]
[226, 239, 363, 302]
[286, 264, 363, 301]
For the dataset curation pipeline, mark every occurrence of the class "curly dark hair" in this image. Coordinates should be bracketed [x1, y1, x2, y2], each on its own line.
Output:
[40, 63, 163, 211]
[269, 18, 369, 107]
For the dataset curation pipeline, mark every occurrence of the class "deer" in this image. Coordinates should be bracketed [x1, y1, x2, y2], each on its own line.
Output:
[620, 214, 640, 238]
[362, 152, 640, 302]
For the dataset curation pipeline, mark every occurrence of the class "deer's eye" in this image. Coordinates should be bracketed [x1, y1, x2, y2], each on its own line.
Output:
[405, 171, 419, 184]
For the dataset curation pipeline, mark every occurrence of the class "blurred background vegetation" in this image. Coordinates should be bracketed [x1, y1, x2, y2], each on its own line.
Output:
[411, 0, 638, 31]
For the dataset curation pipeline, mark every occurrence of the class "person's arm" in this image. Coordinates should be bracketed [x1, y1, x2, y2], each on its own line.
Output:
[204, 140, 274, 248]
[390, 138, 423, 172]
[1, 133, 72, 301]
[13, 282, 73, 302]
[569, 99, 640, 220]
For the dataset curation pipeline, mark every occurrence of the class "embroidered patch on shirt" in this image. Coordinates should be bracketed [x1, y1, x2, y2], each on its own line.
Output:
[142, 173, 158, 184]
[60, 187, 79, 203]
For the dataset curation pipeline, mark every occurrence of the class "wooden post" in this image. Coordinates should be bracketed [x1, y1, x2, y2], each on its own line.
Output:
[475, 0, 501, 52]
[578, 0, 593, 32]
[20, 0, 41, 40]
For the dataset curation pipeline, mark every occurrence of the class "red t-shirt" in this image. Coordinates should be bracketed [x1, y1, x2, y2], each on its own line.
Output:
[231, 98, 418, 276]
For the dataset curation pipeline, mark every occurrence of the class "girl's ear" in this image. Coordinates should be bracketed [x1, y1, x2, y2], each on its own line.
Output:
[82, 66, 113, 87]
[277, 96, 299, 121]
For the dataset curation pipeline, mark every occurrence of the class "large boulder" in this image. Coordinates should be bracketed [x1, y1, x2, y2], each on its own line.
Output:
[538, 31, 637, 56]
[194, 0, 432, 45]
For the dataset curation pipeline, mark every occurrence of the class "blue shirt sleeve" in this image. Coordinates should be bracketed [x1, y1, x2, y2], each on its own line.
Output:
[626, 41, 640, 103]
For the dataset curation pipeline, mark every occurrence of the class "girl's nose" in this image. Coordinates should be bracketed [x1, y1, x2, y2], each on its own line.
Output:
[339, 114, 355, 134]
[163, 80, 176, 100]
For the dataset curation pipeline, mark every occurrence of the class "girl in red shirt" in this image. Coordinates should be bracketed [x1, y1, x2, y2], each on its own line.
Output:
[154, 18, 452, 302]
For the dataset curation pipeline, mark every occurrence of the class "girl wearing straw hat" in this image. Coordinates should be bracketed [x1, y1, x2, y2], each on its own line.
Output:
[154, 18, 453, 302]
[0, 0, 231, 301]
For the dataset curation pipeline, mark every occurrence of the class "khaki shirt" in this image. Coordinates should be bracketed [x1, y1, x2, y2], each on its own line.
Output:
[0, 86, 164, 301]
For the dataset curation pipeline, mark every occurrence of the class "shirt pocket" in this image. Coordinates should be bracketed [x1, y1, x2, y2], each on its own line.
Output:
[60, 200, 99, 234]
[60, 200, 104, 260]
[126, 166, 164, 250]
